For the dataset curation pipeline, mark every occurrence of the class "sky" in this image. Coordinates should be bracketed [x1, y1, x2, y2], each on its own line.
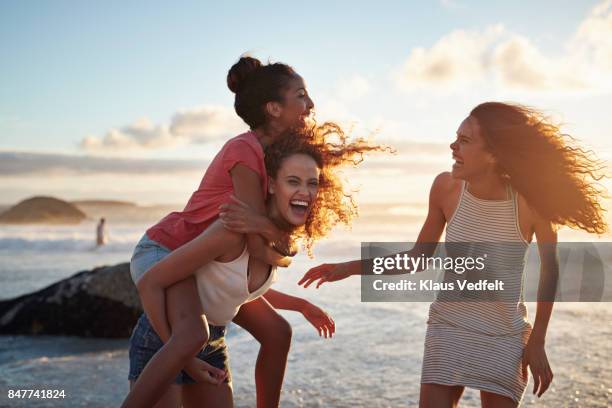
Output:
[1, 0, 611, 205]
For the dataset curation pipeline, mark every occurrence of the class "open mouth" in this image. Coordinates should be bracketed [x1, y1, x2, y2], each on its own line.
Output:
[452, 156, 464, 167]
[290, 199, 310, 217]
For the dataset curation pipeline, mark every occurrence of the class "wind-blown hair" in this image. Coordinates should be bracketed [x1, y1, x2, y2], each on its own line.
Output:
[470, 102, 608, 234]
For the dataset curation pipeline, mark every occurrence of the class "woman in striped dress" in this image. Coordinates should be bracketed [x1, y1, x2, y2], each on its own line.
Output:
[299, 102, 608, 407]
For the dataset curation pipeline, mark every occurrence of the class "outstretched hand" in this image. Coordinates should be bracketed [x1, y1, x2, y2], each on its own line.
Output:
[301, 302, 335, 338]
[298, 262, 354, 288]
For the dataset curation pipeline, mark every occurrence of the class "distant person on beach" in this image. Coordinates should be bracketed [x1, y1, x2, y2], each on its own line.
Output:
[299, 102, 608, 407]
[124, 125, 382, 407]
[96, 217, 107, 246]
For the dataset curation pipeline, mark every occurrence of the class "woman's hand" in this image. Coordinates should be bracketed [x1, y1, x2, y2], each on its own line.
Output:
[522, 337, 553, 397]
[272, 235, 298, 257]
[183, 357, 228, 386]
[219, 195, 266, 234]
[298, 262, 355, 288]
[301, 302, 335, 338]
[220, 195, 297, 255]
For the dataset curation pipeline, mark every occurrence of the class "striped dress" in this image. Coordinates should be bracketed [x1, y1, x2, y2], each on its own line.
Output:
[421, 180, 532, 403]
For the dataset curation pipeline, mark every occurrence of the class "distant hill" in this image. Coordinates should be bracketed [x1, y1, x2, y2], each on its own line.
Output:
[0, 196, 87, 224]
[0, 197, 181, 225]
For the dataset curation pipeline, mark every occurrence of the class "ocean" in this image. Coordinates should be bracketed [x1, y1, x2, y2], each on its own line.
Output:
[0, 217, 611, 407]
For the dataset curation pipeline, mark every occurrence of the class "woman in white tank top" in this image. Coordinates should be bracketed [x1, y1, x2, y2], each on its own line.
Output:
[125, 123, 387, 407]
[299, 102, 608, 407]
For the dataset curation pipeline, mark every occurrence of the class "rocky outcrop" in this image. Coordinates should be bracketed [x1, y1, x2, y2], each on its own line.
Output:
[0, 262, 143, 338]
[0, 196, 86, 224]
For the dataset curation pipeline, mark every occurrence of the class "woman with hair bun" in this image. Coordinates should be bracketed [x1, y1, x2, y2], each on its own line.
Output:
[123, 56, 327, 408]
[300, 102, 608, 407]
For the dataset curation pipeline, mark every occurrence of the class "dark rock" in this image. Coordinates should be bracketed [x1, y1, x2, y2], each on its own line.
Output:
[0, 262, 142, 338]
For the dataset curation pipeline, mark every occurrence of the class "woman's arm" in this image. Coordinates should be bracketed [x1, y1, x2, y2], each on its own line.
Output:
[522, 217, 558, 398]
[219, 195, 295, 255]
[263, 288, 307, 311]
[230, 164, 293, 266]
[136, 221, 243, 343]
[263, 289, 335, 338]
[298, 172, 449, 287]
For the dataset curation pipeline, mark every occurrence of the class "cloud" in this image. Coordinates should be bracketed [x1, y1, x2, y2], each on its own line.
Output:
[0, 151, 208, 176]
[397, 0, 612, 92]
[493, 35, 591, 90]
[169, 105, 244, 143]
[80, 105, 243, 153]
[80, 118, 176, 152]
[398, 25, 504, 90]
[569, 0, 612, 78]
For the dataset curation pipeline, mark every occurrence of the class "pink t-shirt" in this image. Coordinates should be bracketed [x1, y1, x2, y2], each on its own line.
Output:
[147, 131, 267, 250]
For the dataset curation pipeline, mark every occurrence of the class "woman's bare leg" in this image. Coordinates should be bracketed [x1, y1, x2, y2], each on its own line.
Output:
[480, 390, 518, 408]
[128, 380, 181, 408]
[182, 382, 233, 408]
[232, 297, 292, 408]
[122, 277, 210, 408]
[419, 383, 464, 408]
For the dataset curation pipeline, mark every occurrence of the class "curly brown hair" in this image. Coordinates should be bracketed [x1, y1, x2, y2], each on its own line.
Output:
[265, 122, 391, 254]
[470, 102, 608, 234]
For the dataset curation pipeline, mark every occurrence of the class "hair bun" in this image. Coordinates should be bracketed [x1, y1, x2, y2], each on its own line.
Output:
[227, 56, 262, 94]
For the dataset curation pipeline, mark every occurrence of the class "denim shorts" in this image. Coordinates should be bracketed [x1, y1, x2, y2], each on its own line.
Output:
[130, 233, 172, 284]
[128, 234, 231, 384]
[128, 313, 231, 384]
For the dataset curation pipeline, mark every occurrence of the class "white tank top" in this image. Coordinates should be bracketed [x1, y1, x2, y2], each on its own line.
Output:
[194, 245, 277, 326]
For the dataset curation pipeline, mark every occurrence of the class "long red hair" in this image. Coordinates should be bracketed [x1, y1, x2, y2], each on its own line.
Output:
[470, 102, 608, 234]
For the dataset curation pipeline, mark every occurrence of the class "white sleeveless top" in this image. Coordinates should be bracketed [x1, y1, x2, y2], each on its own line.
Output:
[194, 245, 277, 326]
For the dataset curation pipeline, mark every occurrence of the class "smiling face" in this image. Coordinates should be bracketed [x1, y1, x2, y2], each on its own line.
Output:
[449, 116, 498, 180]
[272, 75, 315, 130]
[268, 153, 320, 227]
